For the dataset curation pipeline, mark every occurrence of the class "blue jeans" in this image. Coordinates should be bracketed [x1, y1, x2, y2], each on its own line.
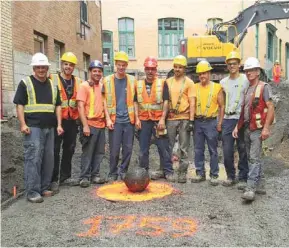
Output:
[108, 122, 134, 177]
[79, 126, 105, 179]
[222, 119, 248, 181]
[244, 127, 263, 189]
[194, 119, 219, 177]
[138, 120, 173, 175]
[23, 127, 54, 196]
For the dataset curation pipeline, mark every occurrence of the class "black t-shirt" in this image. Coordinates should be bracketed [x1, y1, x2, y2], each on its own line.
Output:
[58, 74, 75, 99]
[13, 75, 62, 128]
[134, 80, 169, 102]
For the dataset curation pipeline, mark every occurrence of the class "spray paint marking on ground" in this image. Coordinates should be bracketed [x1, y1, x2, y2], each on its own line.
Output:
[76, 215, 197, 238]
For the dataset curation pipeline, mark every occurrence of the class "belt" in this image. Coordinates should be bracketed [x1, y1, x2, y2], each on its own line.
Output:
[195, 115, 217, 122]
[225, 111, 237, 116]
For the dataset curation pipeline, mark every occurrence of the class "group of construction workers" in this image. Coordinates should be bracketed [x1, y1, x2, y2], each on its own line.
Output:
[14, 48, 274, 203]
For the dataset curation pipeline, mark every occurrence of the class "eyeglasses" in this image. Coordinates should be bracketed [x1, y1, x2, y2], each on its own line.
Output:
[227, 62, 238, 66]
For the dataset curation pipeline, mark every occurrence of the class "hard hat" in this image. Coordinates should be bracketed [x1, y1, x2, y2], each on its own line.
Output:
[89, 60, 103, 70]
[144, 56, 158, 68]
[30, 53, 51, 66]
[226, 51, 241, 63]
[243, 57, 260, 70]
[196, 60, 213, 73]
[114, 51, 129, 63]
[275, 60, 279, 64]
[173, 55, 187, 67]
[61, 52, 78, 65]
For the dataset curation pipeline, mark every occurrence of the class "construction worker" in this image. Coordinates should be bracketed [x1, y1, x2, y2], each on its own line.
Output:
[76, 60, 106, 187]
[13, 53, 63, 203]
[50, 52, 82, 193]
[152, 55, 196, 183]
[134, 57, 174, 181]
[233, 57, 275, 201]
[273, 60, 282, 85]
[102, 51, 137, 181]
[220, 51, 249, 187]
[191, 60, 224, 186]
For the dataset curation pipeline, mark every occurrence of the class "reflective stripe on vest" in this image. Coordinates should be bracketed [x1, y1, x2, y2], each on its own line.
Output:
[167, 77, 186, 112]
[23, 76, 57, 113]
[196, 82, 215, 116]
[225, 75, 243, 114]
[254, 84, 268, 128]
[137, 79, 163, 111]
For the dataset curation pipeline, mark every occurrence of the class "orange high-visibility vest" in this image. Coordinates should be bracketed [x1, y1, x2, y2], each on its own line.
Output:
[136, 79, 164, 121]
[103, 74, 136, 124]
[50, 74, 82, 120]
[238, 81, 269, 131]
[273, 65, 281, 77]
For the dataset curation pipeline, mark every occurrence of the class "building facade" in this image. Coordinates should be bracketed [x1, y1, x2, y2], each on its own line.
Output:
[0, 0, 102, 117]
[101, 0, 289, 78]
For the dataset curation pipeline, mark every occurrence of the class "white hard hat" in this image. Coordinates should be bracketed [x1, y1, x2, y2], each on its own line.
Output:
[275, 60, 279, 64]
[30, 53, 51, 66]
[243, 57, 260, 70]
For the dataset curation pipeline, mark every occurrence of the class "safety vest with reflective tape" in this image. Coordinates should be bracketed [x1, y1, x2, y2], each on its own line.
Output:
[50, 74, 81, 120]
[136, 79, 164, 121]
[238, 81, 268, 131]
[195, 81, 220, 118]
[22, 76, 57, 113]
[103, 74, 136, 124]
[273, 65, 281, 77]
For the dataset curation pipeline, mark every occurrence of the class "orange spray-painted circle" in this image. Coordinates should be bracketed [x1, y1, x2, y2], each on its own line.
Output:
[96, 181, 174, 202]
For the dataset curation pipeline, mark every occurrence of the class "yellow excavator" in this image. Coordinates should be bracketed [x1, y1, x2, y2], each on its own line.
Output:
[172, 0, 289, 82]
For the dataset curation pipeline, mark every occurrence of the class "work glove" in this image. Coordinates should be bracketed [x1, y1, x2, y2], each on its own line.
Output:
[187, 120, 194, 133]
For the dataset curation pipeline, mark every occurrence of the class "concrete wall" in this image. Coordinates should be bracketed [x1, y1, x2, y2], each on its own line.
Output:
[1, 0, 102, 117]
[102, 0, 289, 75]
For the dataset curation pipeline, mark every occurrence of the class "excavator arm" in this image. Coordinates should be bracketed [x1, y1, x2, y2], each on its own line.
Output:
[213, 1, 289, 47]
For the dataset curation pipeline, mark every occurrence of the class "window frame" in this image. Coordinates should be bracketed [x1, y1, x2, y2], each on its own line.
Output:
[34, 34, 45, 54]
[158, 18, 184, 59]
[83, 53, 90, 81]
[81, 0, 88, 24]
[118, 17, 135, 58]
[54, 41, 64, 71]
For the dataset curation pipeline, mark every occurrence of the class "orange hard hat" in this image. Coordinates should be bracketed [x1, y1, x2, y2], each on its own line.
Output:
[144, 56, 158, 68]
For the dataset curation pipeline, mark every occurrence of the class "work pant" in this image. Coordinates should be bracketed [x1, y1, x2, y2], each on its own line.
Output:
[222, 119, 248, 181]
[23, 127, 54, 196]
[108, 122, 134, 177]
[244, 127, 263, 189]
[52, 119, 78, 183]
[167, 120, 191, 174]
[79, 126, 105, 180]
[138, 120, 173, 175]
[194, 118, 219, 177]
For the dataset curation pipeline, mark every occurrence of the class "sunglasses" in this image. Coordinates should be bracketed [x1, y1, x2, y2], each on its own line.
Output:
[227, 62, 239, 66]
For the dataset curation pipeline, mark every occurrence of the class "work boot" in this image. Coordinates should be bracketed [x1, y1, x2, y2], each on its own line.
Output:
[107, 175, 118, 183]
[80, 178, 90, 188]
[150, 170, 165, 180]
[191, 175, 206, 183]
[242, 188, 256, 201]
[91, 175, 106, 184]
[178, 172, 187, 183]
[42, 190, 54, 197]
[27, 192, 44, 203]
[50, 181, 59, 194]
[222, 178, 237, 187]
[256, 181, 266, 195]
[209, 176, 219, 186]
[165, 173, 175, 183]
[237, 180, 247, 191]
[61, 178, 80, 186]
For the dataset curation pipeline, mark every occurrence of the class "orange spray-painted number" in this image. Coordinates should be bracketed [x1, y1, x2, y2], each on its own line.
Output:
[76, 216, 103, 237]
[172, 218, 197, 238]
[106, 215, 136, 234]
[136, 217, 168, 237]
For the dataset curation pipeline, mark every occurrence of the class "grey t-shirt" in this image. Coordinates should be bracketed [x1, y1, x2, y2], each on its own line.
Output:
[220, 74, 249, 119]
[114, 77, 130, 123]
[244, 83, 272, 122]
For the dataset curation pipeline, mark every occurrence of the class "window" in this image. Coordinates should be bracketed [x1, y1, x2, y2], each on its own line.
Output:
[54, 41, 64, 71]
[279, 39, 282, 63]
[255, 24, 259, 58]
[158, 18, 184, 58]
[81, 0, 88, 23]
[83, 53, 90, 80]
[118, 18, 135, 58]
[34, 33, 45, 54]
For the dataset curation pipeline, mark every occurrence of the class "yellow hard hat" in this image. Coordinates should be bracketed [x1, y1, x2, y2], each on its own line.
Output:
[226, 51, 241, 63]
[173, 55, 187, 67]
[114, 51, 129, 63]
[61, 52, 78, 64]
[196, 60, 213, 73]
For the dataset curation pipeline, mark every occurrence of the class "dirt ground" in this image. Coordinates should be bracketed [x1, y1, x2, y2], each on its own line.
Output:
[1, 81, 289, 246]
